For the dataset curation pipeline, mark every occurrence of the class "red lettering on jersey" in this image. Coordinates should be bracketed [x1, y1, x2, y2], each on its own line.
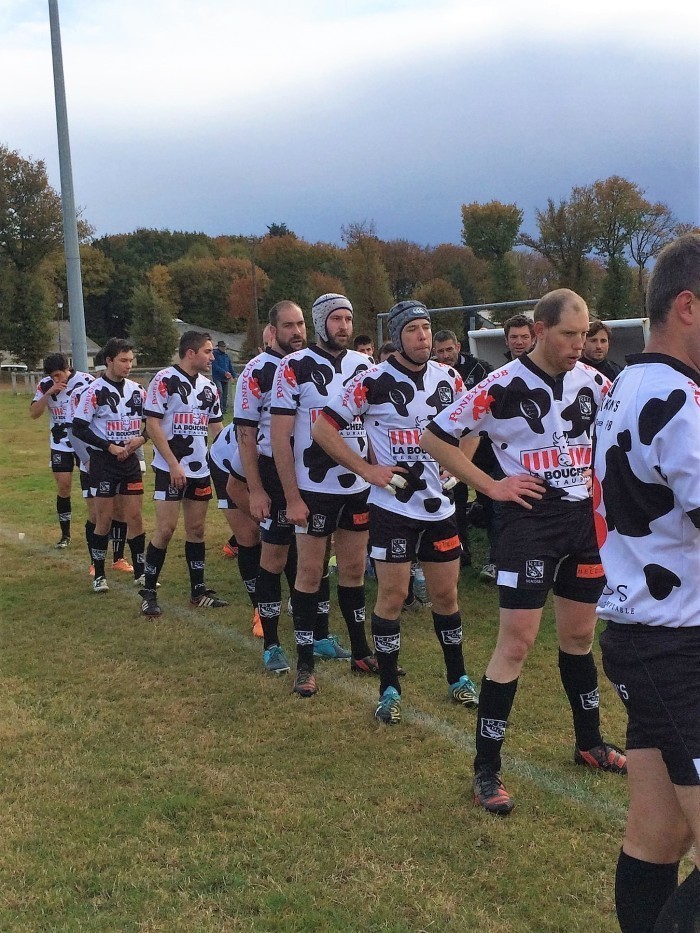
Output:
[249, 376, 261, 399]
[353, 381, 368, 409]
[454, 375, 464, 395]
[472, 389, 494, 420]
[158, 378, 168, 397]
[283, 363, 296, 388]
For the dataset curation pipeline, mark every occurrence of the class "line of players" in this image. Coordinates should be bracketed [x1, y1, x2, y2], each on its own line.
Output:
[31, 292, 626, 818]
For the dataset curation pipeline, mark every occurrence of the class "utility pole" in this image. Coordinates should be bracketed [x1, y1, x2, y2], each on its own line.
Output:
[48, 0, 88, 371]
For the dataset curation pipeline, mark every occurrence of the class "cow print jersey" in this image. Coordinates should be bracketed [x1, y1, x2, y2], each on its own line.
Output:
[67, 375, 96, 471]
[73, 375, 146, 451]
[232, 348, 284, 458]
[593, 354, 700, 628]
[33, 371, 93, 453]
[144, 365, 222, 479]
[271, 344, 370, 495]
[427, 355, 610, 504]
[324, 356, 464, 521]
[209, 422, 244, 478]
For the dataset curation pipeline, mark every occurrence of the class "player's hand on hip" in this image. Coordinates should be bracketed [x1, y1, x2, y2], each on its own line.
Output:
[365, 464, 407, 491]
[490, 474, 545, 509]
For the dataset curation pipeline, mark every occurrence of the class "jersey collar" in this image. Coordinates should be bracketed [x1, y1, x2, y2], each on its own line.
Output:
[174, 364, 199, 387]
[519, 353, 566, 396]
[626, 352, 700, 386]
[309, 343, 347, 371]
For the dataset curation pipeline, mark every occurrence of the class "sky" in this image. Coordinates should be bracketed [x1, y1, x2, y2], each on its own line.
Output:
[1, 0, 699, 247]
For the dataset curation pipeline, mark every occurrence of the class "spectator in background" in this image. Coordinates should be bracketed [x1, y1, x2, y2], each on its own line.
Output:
[582, 319, 623, 380]
[211, 340, 236, 414]
[353, 334, 375, 359]
[377, 341, 396, 362]
[503, 313, 536, 360]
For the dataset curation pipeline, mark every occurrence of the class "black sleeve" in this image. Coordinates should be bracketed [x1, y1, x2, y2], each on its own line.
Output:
[72, 418, 111, 452]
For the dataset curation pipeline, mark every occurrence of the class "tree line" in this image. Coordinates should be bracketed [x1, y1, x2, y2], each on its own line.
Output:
[1, 142, 695, 369]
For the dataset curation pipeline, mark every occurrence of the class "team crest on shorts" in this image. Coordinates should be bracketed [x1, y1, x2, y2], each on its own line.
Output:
[312, 514, 326, 532]
[52, 452, 62, 463]
[277, 509, 288, 526]
[390, 538, 407, 558]
[480, 718, 507, 740]
[525, 559, 545, 581]
[99, 481, 111, 494]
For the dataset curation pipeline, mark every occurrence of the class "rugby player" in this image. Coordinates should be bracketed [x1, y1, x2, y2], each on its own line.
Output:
[270, 294, 374, 698]
[139, 331, 226, 617]
[422, 288, 626, 815]
[72, 339, 147, 593]
[595, 234, 700, 932]
[314, 300, 479, 723]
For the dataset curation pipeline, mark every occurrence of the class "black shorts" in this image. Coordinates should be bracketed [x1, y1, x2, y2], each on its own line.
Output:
[51, 450, 79, 473]
[368, 505, 461, 563]
[209, 458, 238, 510]
[299, 488, 370, 538]
[600, 622, 700, 786]
[258, 455, 294, 545]
[495, 498, 604, 610]
[79, 469, 92, 499]
[89, 449, 144, 498]
[153, 468, 212, 502]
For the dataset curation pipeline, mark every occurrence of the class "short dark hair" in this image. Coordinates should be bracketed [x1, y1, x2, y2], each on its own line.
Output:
[103, 338, 133, 363]
[646, 233, 700, 326]
[178, 330, 211, 358]
[433, 329, 459, 345]
[532, 289, 585, 328]
[504, 313, 536, 336]
[353, 334, 373, 349]
[43, 353, 69, 375]
[378, 341, 396, 360]
[587, 319, 612, 339]
[269, 300, 301, 327]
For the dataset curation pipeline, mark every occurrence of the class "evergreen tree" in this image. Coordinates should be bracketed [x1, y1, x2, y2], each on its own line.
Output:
[129, 280, 179, 368]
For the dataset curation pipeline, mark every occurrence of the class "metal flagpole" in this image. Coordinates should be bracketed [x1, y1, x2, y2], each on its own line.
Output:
[48, 0, 88, 371]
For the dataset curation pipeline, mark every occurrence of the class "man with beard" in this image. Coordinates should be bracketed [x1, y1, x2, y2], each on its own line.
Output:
[231, 301, 308, 672]
[422, 288, 626, 816]
[312, 301, 479, 724]
[72, 339, 147, 593]
[270, 294, 375, 698]
[139, 331, 226, 617]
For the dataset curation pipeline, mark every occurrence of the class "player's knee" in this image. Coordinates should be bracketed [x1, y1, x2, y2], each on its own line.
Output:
[625, 818, 694, 863]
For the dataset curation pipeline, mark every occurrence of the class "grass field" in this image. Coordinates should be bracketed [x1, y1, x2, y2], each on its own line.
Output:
[0, 387, 646, 931]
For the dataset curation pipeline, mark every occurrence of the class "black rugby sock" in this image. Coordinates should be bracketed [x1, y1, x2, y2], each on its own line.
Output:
[371, 613, 401, 694]
[615, 849, 679, 933]
[144, 542, 167, 590]
[292, 589, 318, 669]
[558, 649, 603, 750]
[185, 541, 206, 596]
[257, 567, 282, 649]
[110, 520, 127, 561]
[237, 543, 261, 609]
[57, 495, 71, 538]
[432, 611, 466, 684]
[85, 520, 96, 561]
[653, 866, 700, 933]
[90, 531, 110, 579]
[127, 533, 145, 580]
[474, 676, 518, 774]
[337, 584, 370, 659]
[314, 571, 330, 641]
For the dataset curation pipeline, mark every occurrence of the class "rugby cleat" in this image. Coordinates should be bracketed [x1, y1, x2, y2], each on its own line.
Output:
[292, 667, 318, 698]
[375, 686, 401, 725]
[89, 564, 95, 577]
[252, 609, 263, 638]
[133, 575, 160, 588]
[222, 542, 238, 559]
[351, 655, 380, 675]
[190, 589, 229, 609]
[55, 536, 71, 549]
[574, 743, 627, 774]
[263, 644, 290, 675]
[473, 769, 514, 815]
[402, 596, 431, 613]
[139, 588, 162, 618]
[92, 575, 109, 593]
[449, 674, 479, 708]
[313, 635, 351, 660]
[112, 557, 133, 573]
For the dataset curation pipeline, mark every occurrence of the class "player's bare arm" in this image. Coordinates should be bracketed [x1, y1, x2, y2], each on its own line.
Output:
[312, 414, 404, 489]
[237, 424, 270, 522]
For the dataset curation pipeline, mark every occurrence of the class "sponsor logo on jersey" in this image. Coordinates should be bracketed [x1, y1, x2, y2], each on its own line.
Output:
[106, 417, 142, 441]
[480, 718, 507, 740]
[352, 381, 368, 409]
[438, 386, 453, 405]
[520, 444, 591, 473]
[173, 411, 209, 435]
[525, 559, 545, 580]
[578, 395, 593, 417]
[240, 375, 261, 411]
[388, 427, 432, 461]
[390, 538, 407, 557]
